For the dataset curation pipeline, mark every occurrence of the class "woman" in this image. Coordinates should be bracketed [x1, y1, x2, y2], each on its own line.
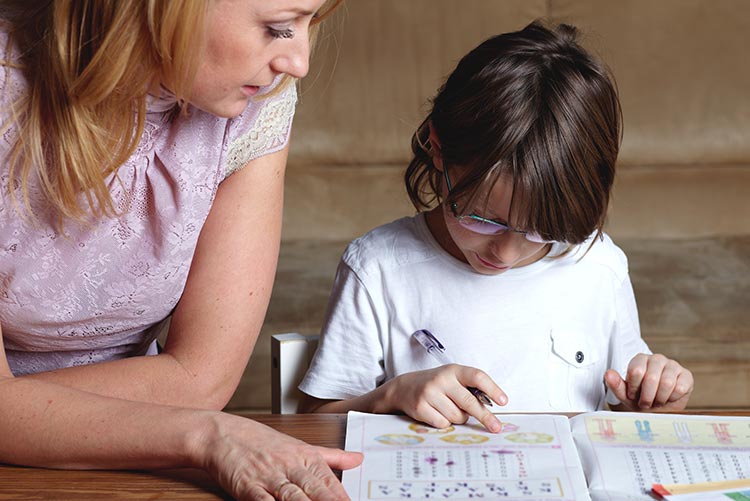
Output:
[0, 1, 361, 499]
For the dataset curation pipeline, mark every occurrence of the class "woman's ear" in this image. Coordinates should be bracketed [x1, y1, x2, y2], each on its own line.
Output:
[428, 122, 444, 171]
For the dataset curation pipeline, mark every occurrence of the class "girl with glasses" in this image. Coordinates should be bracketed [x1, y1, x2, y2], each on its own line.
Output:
[299, 22, 693, 432]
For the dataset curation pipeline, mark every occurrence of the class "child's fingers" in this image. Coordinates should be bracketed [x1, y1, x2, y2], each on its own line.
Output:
[659, 367, 694, 411]
[653, 362, 686, 406]
[634, 354, 669, 409]
[448, 387, 502, 433]
[624, 353, 650, 401]
[669, 369, 695, 402]
[485, 386, 508, 407]
[456, 366, 507, 406]
[420, 410, 453, 430]
[433, 391, 471, 425]
[611, 356, 694, 412]
[604, 369, 631, 404]
[452, 367, 504, 433]
[411, 395, 464, 430]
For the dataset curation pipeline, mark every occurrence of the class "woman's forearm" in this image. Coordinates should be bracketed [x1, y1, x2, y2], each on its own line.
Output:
[21, 352, 230, 410]
[0, 374, 210, 470]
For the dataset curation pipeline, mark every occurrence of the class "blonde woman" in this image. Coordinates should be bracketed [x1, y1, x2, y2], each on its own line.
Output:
[0, 0, 361, 499]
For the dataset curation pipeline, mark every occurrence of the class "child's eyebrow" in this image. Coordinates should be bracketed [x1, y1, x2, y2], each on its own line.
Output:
[472, 207, 509, 226]
[468, 197, 508, 224]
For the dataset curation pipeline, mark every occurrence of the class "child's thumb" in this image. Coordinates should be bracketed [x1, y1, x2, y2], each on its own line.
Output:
[604, 369, 627, 400]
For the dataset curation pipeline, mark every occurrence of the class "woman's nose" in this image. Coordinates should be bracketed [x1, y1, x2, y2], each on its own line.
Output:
[271, 33, 310, 79]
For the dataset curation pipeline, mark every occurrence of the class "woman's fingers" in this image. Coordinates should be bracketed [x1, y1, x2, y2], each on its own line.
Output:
[314, 446, 363, 471]
[206, 416, 357, 501]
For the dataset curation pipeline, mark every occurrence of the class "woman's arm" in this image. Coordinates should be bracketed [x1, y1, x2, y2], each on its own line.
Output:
[1, 323, 199, 469]
[0, 323, 360, 500]
[21, 146, 289, 409]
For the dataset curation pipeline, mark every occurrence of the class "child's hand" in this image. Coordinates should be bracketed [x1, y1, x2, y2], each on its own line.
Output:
[605, 353, 693, 412]
[385, 365, 508, 432]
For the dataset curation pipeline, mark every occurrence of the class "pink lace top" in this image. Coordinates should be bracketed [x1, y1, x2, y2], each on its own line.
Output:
[0, 32, 297, 375]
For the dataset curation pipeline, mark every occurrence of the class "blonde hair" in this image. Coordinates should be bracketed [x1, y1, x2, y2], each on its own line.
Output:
[1, 0, 342, 223]
[1, 1, 207, 222]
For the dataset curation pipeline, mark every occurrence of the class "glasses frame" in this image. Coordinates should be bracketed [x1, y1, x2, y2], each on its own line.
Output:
[442, 166, 552, 244]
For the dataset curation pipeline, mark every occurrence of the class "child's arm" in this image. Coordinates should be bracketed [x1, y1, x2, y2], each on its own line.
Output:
[604, 353, 694, 412]
[299, 365, 508, 433]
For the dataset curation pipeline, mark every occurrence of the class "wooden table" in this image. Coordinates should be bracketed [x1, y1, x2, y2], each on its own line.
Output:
[0, 414, 347, 500]
[1, 411, 748, 500]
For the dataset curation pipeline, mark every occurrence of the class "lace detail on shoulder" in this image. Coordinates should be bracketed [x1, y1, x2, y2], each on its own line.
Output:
[225, 84, 297, 178]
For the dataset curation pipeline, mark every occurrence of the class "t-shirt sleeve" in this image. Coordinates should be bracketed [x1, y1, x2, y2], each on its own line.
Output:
[605, 271, 652, 406]
[222, 79, 298, 180]
[299, 259, 388, 400]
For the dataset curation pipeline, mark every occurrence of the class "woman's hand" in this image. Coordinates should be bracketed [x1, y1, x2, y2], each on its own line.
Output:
[382, 365, 507, 432]
[199, 414, 362, 500]
[605, 353, 694, 412]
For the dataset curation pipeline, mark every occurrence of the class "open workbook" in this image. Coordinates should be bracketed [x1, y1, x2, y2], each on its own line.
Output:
[342, 411, 750, 500]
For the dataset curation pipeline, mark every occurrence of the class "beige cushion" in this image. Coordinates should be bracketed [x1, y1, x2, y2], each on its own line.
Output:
[292, 0, 750, 167]
[285, 0, 750, 240]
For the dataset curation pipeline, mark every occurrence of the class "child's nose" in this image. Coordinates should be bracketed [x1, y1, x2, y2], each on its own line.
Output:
[487, 232, 525, 264]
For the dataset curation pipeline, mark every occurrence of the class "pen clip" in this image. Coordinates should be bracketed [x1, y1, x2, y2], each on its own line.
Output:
[413, 329, 446, 354]
[413, 329, 493, 407]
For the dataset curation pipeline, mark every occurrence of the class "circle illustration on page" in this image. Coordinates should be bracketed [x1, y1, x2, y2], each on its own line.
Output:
[440, 433, 490, 445]
[374, 434, 425, 446]
[409, 422, 455, 434]
[468, 421, 519, 433]
[504, 432, 554, 444]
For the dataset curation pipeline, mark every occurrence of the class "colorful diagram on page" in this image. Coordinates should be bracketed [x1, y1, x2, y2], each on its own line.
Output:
[344, 413, 588, 500]
[583, 414, 750, 447]
[575, 413, 750, 496]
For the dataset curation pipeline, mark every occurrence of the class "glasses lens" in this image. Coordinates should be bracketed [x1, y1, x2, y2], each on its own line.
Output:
[448, 202, 555, 243]
[524, 231, 553, 244]
[457, 216, 509, 235]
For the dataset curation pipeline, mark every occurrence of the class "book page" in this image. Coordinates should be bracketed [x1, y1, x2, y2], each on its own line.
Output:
[570, 411, 750, 501]
[663, 486, 750, 501]
[343, 411, 590, 500]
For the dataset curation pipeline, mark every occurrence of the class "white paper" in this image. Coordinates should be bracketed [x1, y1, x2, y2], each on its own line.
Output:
[570, 411, 750, 500]
[343, 411, 590, 500]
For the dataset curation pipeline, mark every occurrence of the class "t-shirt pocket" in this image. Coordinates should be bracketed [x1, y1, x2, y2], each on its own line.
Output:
[548, 330, 606, 411]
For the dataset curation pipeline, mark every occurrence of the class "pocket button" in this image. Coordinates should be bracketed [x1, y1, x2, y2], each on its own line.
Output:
[575, 351, 585, 363]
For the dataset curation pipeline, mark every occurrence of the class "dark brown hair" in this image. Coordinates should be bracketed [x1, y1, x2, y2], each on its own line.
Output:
[405, 21, 622, 245]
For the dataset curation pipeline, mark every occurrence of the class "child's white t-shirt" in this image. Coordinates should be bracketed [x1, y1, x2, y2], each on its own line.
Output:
[299, 213, 649, 412]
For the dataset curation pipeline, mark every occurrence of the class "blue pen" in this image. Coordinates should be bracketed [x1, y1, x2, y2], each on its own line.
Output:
[412, 329, 493, 407]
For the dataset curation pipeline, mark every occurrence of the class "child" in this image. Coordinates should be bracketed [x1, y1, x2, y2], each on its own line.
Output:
[298, 22, 693, 432]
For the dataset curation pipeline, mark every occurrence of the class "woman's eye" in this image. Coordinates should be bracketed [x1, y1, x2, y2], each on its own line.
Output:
[268, 25, 295, 39]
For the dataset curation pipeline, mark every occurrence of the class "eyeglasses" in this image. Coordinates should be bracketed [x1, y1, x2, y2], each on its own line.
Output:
[442, 166, 552, 244]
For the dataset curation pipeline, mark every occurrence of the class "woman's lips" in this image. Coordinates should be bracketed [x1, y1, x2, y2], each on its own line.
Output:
[241, 85, 260, 97]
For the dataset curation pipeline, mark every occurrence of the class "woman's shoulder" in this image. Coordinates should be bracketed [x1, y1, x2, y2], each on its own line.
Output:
[223, 80, 298, 178]
[146, 79, 297, 185]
